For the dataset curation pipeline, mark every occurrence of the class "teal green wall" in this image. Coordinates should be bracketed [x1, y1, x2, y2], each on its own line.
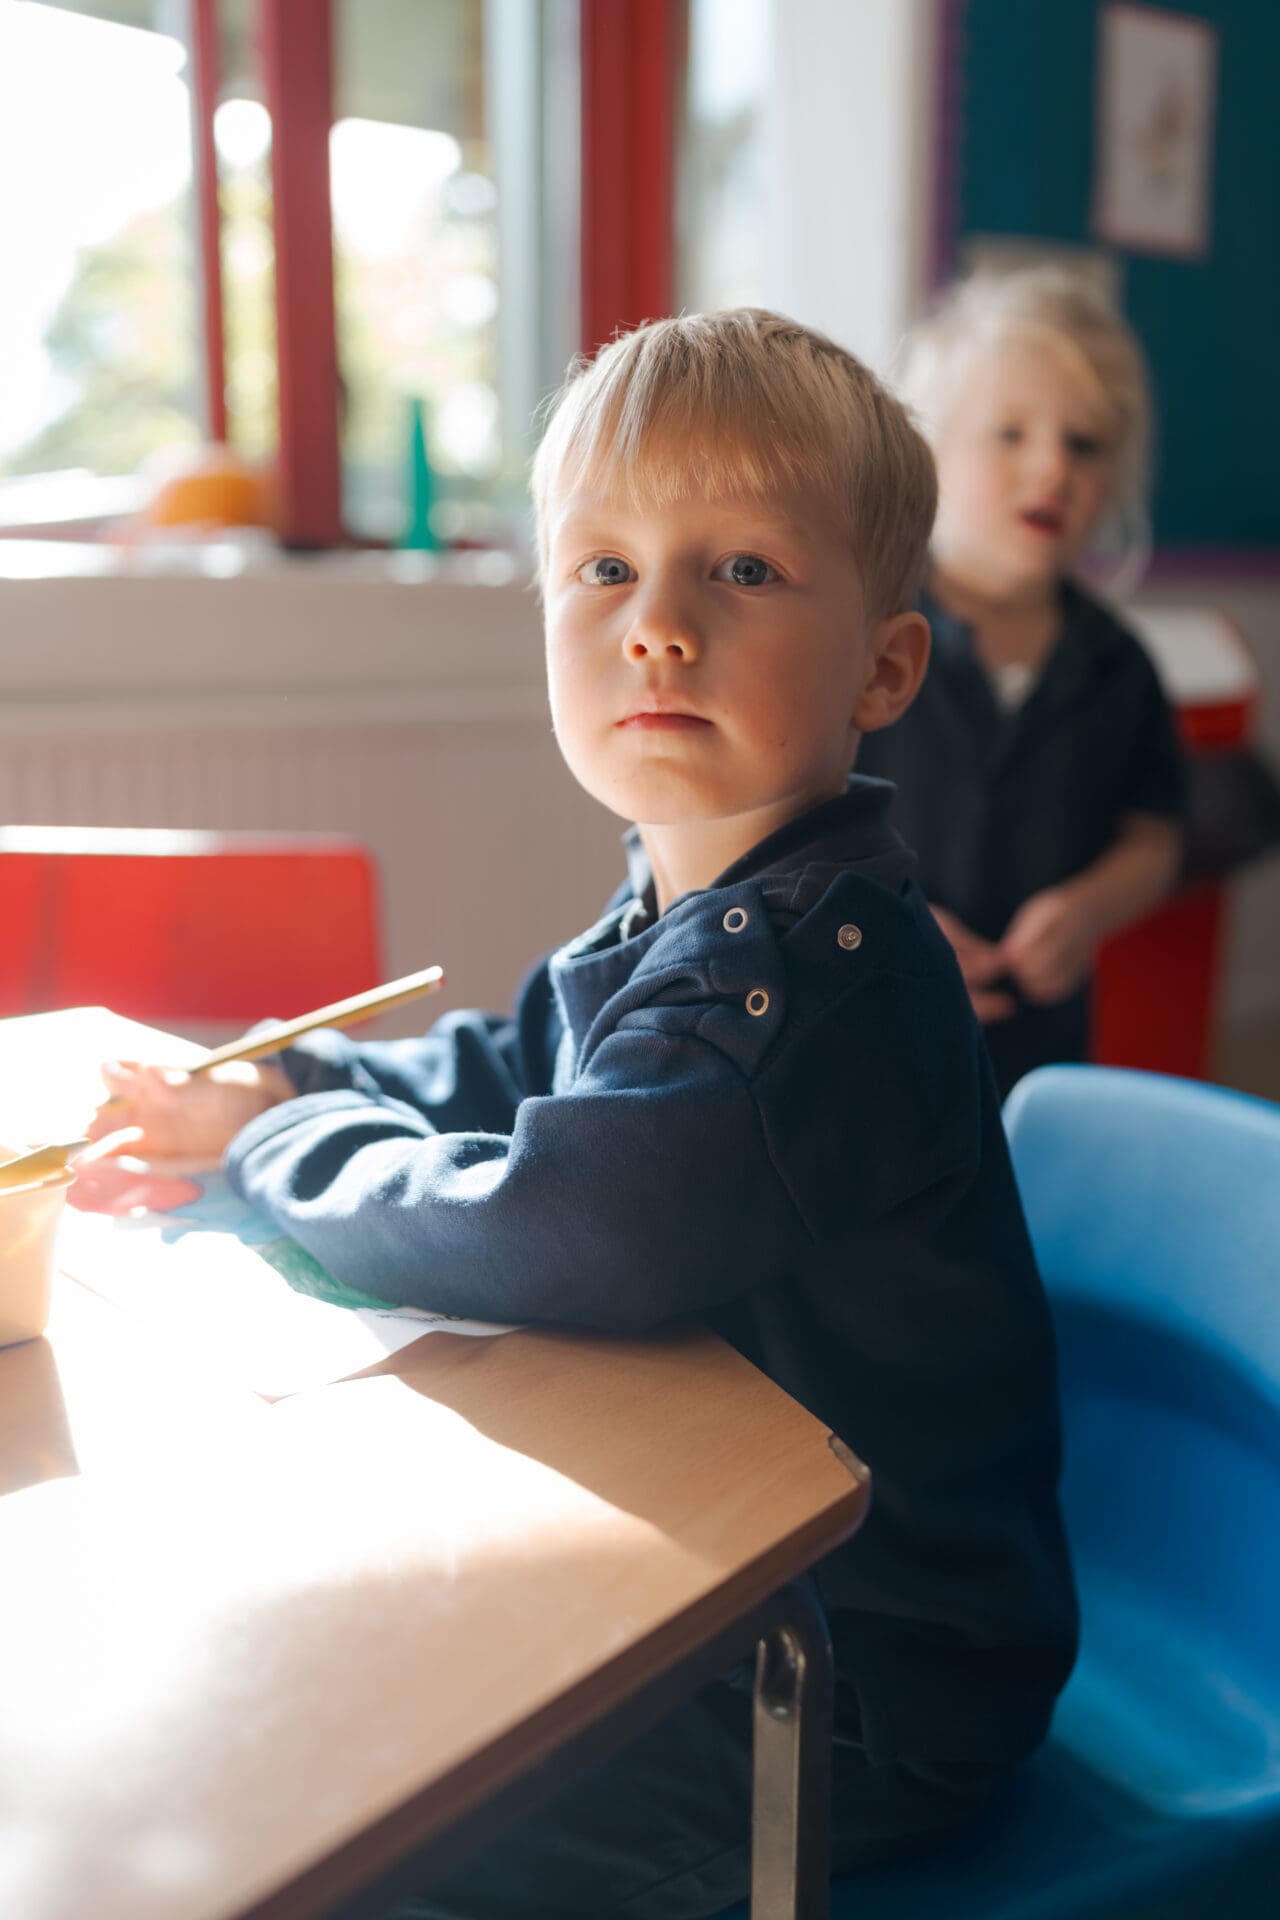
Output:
[957, 0, 1279, 549]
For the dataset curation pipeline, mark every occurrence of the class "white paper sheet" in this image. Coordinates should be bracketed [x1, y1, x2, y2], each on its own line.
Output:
[59, 1160, 514, 1400]
[1, 1010, 514, 1400]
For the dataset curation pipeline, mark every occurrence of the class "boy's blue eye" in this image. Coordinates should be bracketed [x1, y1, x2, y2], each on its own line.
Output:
[996, 425, 1023, 445]
[577, 555, 634, 586]
[1066, 433, 1105, 460]
[715, 554, 777, 588]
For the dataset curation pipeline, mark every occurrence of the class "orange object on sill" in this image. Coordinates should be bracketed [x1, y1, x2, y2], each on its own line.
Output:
[142, 447, 277, 533]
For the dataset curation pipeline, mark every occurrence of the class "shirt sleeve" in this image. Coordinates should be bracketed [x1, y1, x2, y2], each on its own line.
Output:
[271, 1008, 527, 1139]
[223, 1020, 812, 1332]
[1121, 643, 1187, 820]
[262, 951, 565, 1136]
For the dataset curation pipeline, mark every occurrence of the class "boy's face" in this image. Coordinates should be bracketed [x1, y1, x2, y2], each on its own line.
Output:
[543, 485, 924, 838]
[932, 343, 1116, 596]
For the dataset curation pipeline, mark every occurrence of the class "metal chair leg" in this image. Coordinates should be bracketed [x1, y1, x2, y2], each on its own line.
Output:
[751, 1582, 833, 1920]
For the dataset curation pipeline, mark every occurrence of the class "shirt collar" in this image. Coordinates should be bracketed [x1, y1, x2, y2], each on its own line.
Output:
[620, 774, 911, 932]
[918, 574, 1115, 739]
[918, 574, 1096, 657]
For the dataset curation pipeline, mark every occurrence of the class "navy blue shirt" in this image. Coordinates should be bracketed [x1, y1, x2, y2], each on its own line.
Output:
[226, 779, 1077, 1769]
[857, 581, 1186, 1093]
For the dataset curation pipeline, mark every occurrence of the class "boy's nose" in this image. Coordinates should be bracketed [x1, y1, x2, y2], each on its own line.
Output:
[623, 614, 700, 664]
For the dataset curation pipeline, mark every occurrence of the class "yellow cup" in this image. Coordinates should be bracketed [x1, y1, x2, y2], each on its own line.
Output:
[0, 1149, 73, 1348]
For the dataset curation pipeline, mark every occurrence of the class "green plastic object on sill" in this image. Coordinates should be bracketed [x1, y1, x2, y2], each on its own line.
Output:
[399, 395, 442, 552]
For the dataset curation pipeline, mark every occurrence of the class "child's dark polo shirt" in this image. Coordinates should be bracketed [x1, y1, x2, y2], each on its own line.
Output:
[857, 580, 1186, 1095]
[227, 778, 1077, 1778]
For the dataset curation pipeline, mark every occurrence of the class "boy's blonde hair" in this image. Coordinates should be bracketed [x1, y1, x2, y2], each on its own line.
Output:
[532, 308, 937, 618]
[898, 267, 1153, 580]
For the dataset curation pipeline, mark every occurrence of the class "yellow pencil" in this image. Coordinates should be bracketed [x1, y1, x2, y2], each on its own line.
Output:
[190, 964, 446, 1072]
[100, 966, 446, 1106]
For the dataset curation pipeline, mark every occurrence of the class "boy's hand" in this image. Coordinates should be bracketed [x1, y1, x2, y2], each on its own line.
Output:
[85, 1059, 293, 1161]
[999, 886, 1095, 1005]
[930, 905, 1017, 1025]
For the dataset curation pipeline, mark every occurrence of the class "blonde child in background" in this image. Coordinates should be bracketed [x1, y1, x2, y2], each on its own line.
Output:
[858, 269, 1185, 1097]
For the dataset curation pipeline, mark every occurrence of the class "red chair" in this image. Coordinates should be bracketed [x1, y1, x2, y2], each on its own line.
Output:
[0, 828, 382, 1026]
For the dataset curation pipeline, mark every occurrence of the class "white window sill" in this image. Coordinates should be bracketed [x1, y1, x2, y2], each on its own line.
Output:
[0, 539, 546, 728]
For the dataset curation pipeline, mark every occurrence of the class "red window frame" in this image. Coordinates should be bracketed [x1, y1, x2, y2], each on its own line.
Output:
[257, 0, 343, 550]
[579, 0, 679, 356]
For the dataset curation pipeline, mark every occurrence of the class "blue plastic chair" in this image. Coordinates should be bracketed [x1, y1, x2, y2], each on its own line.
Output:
[721, 1064, 1280, 1920]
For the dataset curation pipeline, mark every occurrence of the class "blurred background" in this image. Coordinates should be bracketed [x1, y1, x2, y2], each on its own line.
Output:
[0, 0, 1276, 1093]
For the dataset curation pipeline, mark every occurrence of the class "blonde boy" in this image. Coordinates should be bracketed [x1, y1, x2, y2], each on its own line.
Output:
[92, 311, 1077, 1917]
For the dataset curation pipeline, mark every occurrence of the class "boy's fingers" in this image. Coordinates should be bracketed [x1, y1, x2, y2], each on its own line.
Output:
[966, 950, 1003, 985]
[101, 1059, 192, 1101]
[1000, 927, 1037, 962]
[84, 1105, 145, 1147]
[77, 1126, 145, 1162]
[87, 1099, 133, 1142]
[971, 989, 1016, 1024]
[957, 940, 1006, 987]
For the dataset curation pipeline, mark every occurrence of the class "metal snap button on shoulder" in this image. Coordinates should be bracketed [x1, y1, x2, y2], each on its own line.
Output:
[723, 906, 749, 934]
[837, 924, 863, 951]
[745, 988, 770, 1017]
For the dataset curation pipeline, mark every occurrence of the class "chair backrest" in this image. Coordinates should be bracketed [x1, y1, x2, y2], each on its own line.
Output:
[1004, 1065, 1280, 1713]
[0, 827, 382, 1025]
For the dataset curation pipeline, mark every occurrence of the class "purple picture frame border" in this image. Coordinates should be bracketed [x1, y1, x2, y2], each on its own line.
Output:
[928, 0, 1280, 584]
[929, 0, 968, 297]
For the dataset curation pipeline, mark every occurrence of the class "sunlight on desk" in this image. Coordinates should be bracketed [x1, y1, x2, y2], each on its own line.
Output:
[2, 1351, 810, 1920]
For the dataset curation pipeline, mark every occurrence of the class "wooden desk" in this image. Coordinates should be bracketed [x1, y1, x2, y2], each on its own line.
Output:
[0, 1010, 869, 1919]
[0, 1287, 866, 1920]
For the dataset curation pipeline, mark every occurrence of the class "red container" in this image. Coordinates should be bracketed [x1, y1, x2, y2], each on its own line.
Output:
[1091, 611, 1257, 1079]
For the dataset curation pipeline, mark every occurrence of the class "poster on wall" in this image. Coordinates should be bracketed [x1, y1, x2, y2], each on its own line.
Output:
[1092, 4, 1218, 258]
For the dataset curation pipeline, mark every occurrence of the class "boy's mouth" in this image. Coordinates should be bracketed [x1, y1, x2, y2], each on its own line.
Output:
[617, 710, 712, 731]
[1020, 505, 1066, 536]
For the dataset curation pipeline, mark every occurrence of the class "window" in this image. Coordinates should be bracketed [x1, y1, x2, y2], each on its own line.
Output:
[214, 0, 278, 466]
[0, 0, 578, 549]
[0, 0, 202, 517]
[331, 0, 500, 544]
[330, 0, 578, 547]
[677, 0, 771, 314]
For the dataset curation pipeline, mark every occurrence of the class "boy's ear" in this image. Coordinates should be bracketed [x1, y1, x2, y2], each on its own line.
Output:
[852, 611, 930, 734]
